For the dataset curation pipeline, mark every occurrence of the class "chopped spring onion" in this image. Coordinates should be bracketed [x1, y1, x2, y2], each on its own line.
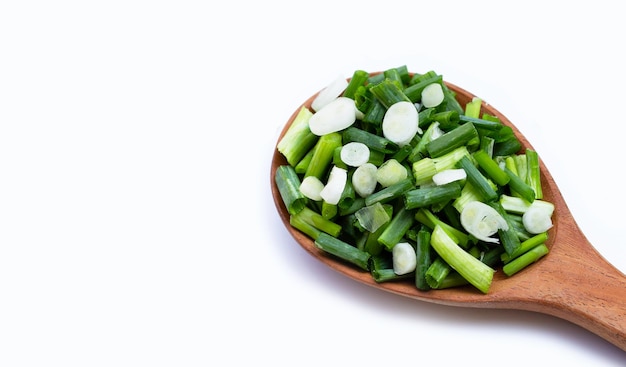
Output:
[421, 83, 445, 108]
[320, 166, 348, 205]
[382, 101, 421, 146]
[522, 204, 554, 234]
[355, 202, 391, 233]
[276, 106, 317, 166]
[352, 163, 378, 198]
[275, 66, 556, 294]
[275, 165, 307, 215]
[376, 158, 408, 187]
[299, 176, 325, 201]
[499, 194, 554, 215]
[460, 200, 508, 243]
[430, 225, 495, 294]
[314, 232, 370, 271]
[340, 142, 370, 167]
[393, 242, 417, 275]
[309, 97, 357, 136]
[432, 168, 466, 185]
[311, 76, 349, 112]
[503, 243, 549, 276]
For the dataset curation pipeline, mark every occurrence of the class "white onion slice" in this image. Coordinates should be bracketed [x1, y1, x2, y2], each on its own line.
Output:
[382, 101, 420, 146]
[522, 205, 554, 234]
[421, 83, 445, 108]
[432, 169, 467, 185]
[460, 201, 508, 243]
[319, 166, 347, 205]
[340, 142, 370, 167]
[352, 163, 378, 198]
[299, 176, 325, 201]
[393, 242, 417, 275]
[309, 97, 356, 136]
[311, 76, 349, 112]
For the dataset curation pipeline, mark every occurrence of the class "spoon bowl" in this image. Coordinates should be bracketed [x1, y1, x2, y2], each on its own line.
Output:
[270, 78, 626, 351]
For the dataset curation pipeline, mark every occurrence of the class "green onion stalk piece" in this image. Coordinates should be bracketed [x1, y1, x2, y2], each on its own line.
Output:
[275, 165, 307, 215]
[315, 232, 371, 271]
[277, 106, 318, 166]
[430, 225, 495, 294]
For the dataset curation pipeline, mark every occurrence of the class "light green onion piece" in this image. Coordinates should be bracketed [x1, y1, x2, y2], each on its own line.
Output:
[430, 225, 495, 294]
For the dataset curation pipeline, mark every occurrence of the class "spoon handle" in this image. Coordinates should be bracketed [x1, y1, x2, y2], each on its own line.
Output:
[518, 222, 626, 351]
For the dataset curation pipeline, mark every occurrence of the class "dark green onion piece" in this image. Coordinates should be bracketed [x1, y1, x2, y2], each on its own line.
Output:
[369, 79, 411, 108]
[459, 115, 503, 132]
[473, 149, 510, 186]
[430, 110, 460, 130]
[481, 246, 505, 268]
[343, 126, 399, 154]
[415, 228, 432, 291]
[457, 156, 499, 202]
[503, 244, 549, 276]
[315, 232, 371, 271]
[378, 206, 415, 251]
[426, 122, 480, 158]
[365, 177, 414, 206]
[305, 132, 342, 180]
[338, 174, 356, 211]
[404, 182, 462, 210]
[343, 70, 369, 99]
[502, 231, 548, 263]
[274, 165, 307, 215]
[425, 257, 451, 289]
[504, 167, 536, 203]
[362, 99, 386, 126]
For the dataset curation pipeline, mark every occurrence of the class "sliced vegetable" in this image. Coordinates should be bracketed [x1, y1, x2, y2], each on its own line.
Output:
[522, 205, 554, 234]
[430, 225, 495, 294]
[340, 142, 370, 167]
[276, 66, 556, 295]
[299, 175, 324, 201]
[320, 166, 348, 205]
[503, 244, 549, 276]
[355, 202, 391, 233]
[309, 97, 356, 136]
[314, 233, 370, 271]
[382, 101, 421, 146]
[275, 165, 307, 215]
[376, 159, 408, 187]
[460, 201, 508, 243]
[352, 163, 378, 198]
[276, 106, 318, 166]
[432, 168, 466, 186]
[311, 76, 349, 112]
[393, 242, 417, 275]
[305, 132, 342, 180]
[421, 83, 444, 108]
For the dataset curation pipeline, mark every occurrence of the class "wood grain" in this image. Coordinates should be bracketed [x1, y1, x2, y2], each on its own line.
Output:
[270, 78, 626, 351]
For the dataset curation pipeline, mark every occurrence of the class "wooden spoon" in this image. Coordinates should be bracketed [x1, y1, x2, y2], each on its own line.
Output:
[270, 79, 626, 351]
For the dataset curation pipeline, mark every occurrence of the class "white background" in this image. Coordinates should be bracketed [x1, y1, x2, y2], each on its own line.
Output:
[1, 1, 625, 366]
